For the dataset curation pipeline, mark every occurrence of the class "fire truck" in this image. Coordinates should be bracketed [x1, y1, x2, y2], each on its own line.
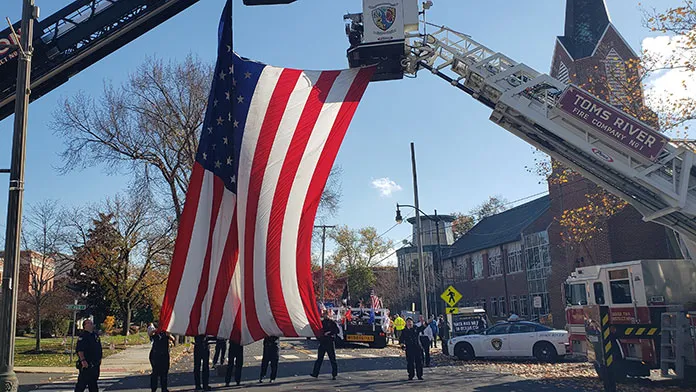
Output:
[330, 306, 390, 349]
[564, 260, 696, 379]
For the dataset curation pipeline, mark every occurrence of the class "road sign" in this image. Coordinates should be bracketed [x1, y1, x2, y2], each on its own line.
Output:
[66, 304, 86, 311]
[441, 285, 462, 307]
[446, 307, 459, 314]
[533, 296, 542, 309]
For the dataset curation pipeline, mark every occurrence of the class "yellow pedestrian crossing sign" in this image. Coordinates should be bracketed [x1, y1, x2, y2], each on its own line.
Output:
[441, 285, 462, 307]
[446, 307, 459, 314]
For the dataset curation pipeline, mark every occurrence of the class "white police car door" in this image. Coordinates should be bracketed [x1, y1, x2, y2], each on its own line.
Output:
[508, 322, 538, 356]
[482, 323, 510, 357]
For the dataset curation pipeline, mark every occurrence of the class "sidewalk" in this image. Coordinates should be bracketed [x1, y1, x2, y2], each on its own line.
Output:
[16, 343, 155, 375]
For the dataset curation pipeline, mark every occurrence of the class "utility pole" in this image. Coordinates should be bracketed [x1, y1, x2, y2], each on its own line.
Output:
[314, 225, 335, 305]
[0, 2, 37, 392]
[410, 142, 428, 319]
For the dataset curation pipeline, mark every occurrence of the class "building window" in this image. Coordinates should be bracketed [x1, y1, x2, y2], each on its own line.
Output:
[520, 295, 528, 315]
[481, 298, 487, 313]
[511, 295, 518, 315]
[457, 256, 468, 281]
[472, 253, 484, 279]
[604, 48, 628, 105]
[499, 296, 507, 316]
[525, 231, 552, 316]
[507, 243, 523, 273]
[557, 61, 570, 84]
[491, 297, 498, 316]
[488, 248, 503, 277]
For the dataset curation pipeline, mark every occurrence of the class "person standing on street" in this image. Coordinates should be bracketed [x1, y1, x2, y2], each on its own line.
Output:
[225, 340, 244, 387]
[193, 335, 211, 391]
[149, 328, 174, 392]
[438, 316, 450, 355]
[74, 319, 103, 392]
[212, 338, 227, 368]
[311, 310, 339, 380]
[399, 317, 427, 381]
[429, 316, 439, 348]
[394, 314, 406, 342]
[417, 316, 433, 367]
[259, 336, 280, 383]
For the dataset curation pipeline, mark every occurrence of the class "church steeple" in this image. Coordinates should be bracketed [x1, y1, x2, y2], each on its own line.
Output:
[559, 0, 611, 59]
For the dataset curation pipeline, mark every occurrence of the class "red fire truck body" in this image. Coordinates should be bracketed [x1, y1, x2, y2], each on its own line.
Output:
[564, 259, 696, 378]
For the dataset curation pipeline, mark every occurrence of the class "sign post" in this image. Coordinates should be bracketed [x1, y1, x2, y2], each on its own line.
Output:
[533, 296, 542, 322]
[66, 301, 86, 362]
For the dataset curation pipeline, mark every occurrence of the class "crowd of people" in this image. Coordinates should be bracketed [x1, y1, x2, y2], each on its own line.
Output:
[72, 310, 450, 391]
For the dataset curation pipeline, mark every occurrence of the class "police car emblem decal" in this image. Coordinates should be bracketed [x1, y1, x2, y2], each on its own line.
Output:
[491, 338, 503, 351]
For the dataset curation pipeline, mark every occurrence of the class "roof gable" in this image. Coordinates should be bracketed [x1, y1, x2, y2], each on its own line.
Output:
[447, 195, 550, 258]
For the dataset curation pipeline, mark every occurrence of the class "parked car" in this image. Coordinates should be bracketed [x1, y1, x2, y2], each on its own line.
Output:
[448, 320, 569, 362]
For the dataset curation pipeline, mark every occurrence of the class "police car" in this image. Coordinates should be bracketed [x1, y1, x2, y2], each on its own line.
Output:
[447, 317, 569, 362]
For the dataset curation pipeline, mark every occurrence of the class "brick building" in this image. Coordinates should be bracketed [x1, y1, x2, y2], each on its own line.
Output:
[0, 250, 56, 296]
[440, 196, 553, 322]
[546, 0, 681, 329]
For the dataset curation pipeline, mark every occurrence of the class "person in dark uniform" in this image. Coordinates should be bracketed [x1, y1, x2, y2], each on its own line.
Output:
[212, 338, 227, 368]
[399, 317, 427, 381]
[149, 328, 174, 392]
[225, 340, 244, 387]
[75, 319, 103, 392]
[310, 310, 339, 380]
[193, 335, 211, 391]
[259, 336, 280, 383]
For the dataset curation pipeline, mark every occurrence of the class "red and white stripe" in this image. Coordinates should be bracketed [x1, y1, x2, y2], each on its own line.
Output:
[160, 64, 373, 344]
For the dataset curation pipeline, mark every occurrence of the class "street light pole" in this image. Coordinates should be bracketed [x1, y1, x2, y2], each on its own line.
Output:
[0, 2, 36, 392]
[410, 142, 428, 319]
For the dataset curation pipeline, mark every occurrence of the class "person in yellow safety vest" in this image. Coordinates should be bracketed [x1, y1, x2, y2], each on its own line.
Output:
[393, 314, 406, 342]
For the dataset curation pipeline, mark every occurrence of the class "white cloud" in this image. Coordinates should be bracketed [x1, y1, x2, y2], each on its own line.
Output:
[371, 177, 402, 197]
[642, 35, 696, 134]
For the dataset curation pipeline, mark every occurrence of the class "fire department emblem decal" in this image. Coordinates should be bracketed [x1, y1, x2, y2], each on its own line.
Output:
[371, 4, 397, 31]
[491, 338, 503, 351]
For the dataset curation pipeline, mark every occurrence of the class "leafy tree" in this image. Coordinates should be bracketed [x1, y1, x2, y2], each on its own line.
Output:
[450, 213, 475, 240]
[346, 265, 376, 305]
[470, 196, 508, 222]
[70, 195, 174, 335]
[329, 226, 393, 270]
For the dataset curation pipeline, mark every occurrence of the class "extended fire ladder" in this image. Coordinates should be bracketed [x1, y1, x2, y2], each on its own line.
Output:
[402, 23, 696, 254]
[0, 0, 200, 121]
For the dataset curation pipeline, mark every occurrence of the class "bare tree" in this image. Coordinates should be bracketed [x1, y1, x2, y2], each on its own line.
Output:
[18, 200, 72, 352]
[52, 55, 213, 221]
[53, 55, 345, 224]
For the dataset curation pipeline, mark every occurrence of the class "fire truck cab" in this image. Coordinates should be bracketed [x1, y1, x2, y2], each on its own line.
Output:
[564, 259, 696, 379]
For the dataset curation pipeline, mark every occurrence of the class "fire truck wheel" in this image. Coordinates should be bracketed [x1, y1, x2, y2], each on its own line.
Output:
[533, 342, 558, 362]
[454, 342, 475, 361]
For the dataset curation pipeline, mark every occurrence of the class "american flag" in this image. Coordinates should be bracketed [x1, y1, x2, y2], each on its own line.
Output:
[159, 0, 374, 345]
[370, 290, 381, 309]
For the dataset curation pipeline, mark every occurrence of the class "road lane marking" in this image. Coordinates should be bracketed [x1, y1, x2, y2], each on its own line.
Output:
[281, 354, 300, 359]
[336, 354, 353, 358]
[254, 355, 263, 360]
[360, 353, 377, 358]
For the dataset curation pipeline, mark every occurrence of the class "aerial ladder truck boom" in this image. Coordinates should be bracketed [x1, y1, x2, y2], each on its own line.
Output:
[0, 0, 202, 122]
[346, 4, 696, 258]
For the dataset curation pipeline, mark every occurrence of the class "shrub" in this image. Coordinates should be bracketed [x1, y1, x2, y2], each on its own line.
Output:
[103, 316, 116, 335]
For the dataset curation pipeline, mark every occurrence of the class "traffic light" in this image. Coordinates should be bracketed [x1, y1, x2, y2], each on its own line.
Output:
[242, 0, 297, 5]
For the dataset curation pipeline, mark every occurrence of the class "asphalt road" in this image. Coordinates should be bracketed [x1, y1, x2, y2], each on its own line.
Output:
[16, 338, 596, 392]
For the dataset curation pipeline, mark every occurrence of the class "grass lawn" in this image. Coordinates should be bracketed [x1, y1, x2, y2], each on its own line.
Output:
[15, 332, 150, 367]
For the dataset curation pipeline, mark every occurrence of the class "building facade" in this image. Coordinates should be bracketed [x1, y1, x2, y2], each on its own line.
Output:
[440, 196, 553, 322]
[546, 0, 681, 329]
[396, 213, 456, 316]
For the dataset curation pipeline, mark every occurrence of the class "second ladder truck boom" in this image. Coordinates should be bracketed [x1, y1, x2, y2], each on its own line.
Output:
[345, 1, 696, 260]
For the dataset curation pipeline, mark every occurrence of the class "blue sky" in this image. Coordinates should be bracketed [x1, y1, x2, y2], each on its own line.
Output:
[0, 0, 680, 257]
